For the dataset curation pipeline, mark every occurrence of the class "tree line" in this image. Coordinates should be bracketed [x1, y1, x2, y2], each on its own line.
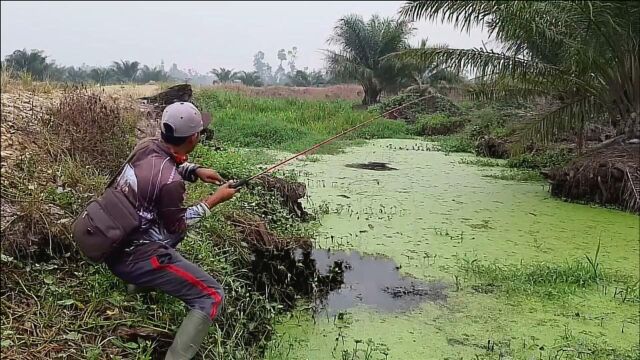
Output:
[1, 49, 170, 85]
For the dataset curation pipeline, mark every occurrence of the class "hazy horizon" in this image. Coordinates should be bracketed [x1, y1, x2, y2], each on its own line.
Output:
[1, 1, 491, 74]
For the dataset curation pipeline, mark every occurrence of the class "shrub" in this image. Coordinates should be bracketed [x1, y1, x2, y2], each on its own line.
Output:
[413, 114, 465, 136]
[372, 91, 462, 121]
[463, 106, 506, 140]
[426, 135, 474, 153]
[43, 88, 138, 175]
[506, 149, 573, 170]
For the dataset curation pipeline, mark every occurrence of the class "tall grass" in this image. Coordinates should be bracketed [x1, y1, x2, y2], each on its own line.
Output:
[458, 245, 638, 301]
[195, 91, 410, 154]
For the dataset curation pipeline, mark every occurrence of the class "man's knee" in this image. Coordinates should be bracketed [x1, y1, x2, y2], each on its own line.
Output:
[190, 284, 224, 319]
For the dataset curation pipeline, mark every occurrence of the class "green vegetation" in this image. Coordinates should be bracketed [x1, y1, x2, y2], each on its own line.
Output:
[3, 2, 639, 358]
[325, 14, 415, 105]
[425, 134, 474, 153]
[506, 149, 573, 170]
[209, 67, 238, 83]
[195, 90, 410, 154]
[483, 169, 544, 182]
[370, 91, 462, 119]
[396, 1, 640, 142]
[1, 49, 170, 85]
[412, 113, 465, 136]
[234, 71, 264, 87]
[461, 105, 521, 140]
[458, 251, 639, 302]
[458, 157, 503, 167]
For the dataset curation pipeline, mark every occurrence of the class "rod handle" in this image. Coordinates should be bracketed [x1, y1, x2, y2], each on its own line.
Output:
[230, 179, 249, 189]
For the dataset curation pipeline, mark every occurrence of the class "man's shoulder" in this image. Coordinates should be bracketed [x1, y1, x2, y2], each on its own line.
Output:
[130, 139, 185, 184]
[133, 137, 160, 153]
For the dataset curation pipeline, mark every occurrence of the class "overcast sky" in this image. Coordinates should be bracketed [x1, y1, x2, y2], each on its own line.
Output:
[1, 1, 491, 74]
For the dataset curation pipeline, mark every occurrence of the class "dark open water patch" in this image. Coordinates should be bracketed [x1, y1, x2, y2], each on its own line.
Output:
[308, 249, 447, 315]
[345, 162, 398, 171]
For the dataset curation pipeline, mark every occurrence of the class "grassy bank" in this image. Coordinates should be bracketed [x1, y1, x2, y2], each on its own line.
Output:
[195, 90, 410, 154]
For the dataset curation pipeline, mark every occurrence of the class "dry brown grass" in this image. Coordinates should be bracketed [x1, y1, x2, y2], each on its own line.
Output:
[43, 88, 138, 174]
[1, 86, 141, 259]
[211, 83, 363, 101]
[0, 67, 63, 95]
[98, 83, 161, 99]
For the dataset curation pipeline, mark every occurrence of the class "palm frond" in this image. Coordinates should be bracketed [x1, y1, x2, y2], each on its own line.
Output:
[399, 1, 497, 33]
[467, 75, 558, 102]
[515, 95, 605, 147]
[387, 47, 562, 82]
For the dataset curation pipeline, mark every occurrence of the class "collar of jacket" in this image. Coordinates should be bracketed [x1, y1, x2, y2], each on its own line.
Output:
[154, 138, 189, 166]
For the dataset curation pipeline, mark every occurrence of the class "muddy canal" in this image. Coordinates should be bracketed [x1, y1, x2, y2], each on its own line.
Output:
[266, 139, 639, 359]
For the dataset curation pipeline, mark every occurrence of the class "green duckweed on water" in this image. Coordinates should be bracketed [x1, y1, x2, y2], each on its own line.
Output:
[266, 139, 639, 360]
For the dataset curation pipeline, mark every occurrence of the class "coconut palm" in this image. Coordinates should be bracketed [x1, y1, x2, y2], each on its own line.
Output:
[210, 67, 238, 83]
[235, 71, 263, 87]
[394, 1, 640, 143]
[111, 60, 140, 83]
[324, 14, 415, 105]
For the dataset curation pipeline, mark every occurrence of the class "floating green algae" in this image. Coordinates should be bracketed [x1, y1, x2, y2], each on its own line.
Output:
[267, 139, 639, 360]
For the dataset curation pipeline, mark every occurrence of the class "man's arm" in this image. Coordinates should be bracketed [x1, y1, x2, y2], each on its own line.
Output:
[157, 181, 209, 235]
[178, 163, 226, 185]
[157, 181, 238, 235]
[177, 162, 201, 183]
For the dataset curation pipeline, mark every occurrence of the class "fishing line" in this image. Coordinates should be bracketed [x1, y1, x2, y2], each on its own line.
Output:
[229, 95, 428, 189]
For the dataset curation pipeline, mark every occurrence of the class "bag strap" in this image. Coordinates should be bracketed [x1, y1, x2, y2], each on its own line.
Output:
[106, 138, 154, 189]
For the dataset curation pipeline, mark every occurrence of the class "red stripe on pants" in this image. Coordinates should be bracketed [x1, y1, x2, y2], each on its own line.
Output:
[151, 256, 222, 319]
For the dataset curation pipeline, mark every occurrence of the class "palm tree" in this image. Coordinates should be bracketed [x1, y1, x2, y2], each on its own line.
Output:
[405, 39, 465, 87]
[288, 70, 311, 87]
[89, 67, 114, 85]
[65, 66, 90, 83]
[324, 14, 415, 105]
[3, 49, 51, 80]
[111, 60, 140, 83]
[138, 65, 168, 83]
[394, 1, 640, 143]
[209, 67, 238, 83]
[234, 71, 263, 87]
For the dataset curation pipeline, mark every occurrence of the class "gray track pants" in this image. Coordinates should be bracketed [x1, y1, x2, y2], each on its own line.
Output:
[107, 243, 225, 319]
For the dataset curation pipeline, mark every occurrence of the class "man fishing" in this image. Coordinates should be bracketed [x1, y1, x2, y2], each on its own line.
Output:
[104, 101, 237, 359]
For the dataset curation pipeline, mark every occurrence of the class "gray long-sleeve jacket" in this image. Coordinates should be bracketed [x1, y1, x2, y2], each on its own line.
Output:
[112, 137, 210, 251]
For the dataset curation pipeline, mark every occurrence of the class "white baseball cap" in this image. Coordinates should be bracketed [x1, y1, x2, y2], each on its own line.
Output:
[161, 102, 212, 137]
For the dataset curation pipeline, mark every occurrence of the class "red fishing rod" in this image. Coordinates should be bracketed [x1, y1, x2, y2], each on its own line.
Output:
[229, 95, 428, 189]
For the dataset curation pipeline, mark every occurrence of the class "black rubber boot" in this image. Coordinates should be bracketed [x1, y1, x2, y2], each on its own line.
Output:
[165, 309, 211, 360]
